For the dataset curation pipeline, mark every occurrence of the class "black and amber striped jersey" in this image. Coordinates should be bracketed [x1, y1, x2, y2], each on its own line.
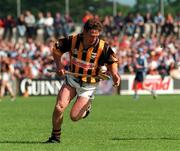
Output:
[53, 34, 118, 83]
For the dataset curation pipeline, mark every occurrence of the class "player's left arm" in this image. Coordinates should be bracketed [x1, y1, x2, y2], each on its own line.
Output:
[107, 62, 120, 87]
[104, 45, 121, 86]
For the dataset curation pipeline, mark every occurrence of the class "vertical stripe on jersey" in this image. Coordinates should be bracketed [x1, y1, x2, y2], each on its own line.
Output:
[86, 45, 99, 83]
[75, 42, 83, 76]
[82, 47, 94, 76]
[70, 35, 77, 72]
[78, 49, 87, 75]
[92, 40, 105, 76]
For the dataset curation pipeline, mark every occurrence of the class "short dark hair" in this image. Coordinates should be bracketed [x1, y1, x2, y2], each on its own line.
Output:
[83, 19, 103, 32]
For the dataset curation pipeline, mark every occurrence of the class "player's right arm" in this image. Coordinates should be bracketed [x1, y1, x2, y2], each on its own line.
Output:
[52, 46, 65, 76]
[52, 37, 71, 76]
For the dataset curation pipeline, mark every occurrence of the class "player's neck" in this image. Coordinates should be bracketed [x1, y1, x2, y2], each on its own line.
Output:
[83, 38, 97, 49]
[83, 41, 92, 49]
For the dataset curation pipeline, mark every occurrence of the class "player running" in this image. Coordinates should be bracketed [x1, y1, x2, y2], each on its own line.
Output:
[133, 48, 157, 99]
[45, 18, 121, 143]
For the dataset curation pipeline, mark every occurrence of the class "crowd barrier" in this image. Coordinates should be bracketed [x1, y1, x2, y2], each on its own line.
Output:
[119, 75, 178, 95]
[18, 75, 180, 96]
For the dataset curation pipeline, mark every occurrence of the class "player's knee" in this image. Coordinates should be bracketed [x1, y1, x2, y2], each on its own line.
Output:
[54, 103, 65, 114]
[70, 113, 80, 122]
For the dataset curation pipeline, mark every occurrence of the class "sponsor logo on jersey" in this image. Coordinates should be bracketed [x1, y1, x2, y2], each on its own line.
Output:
[72, 57, 95, 70]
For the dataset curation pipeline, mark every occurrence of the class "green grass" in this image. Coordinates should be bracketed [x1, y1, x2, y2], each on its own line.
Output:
[0, 95, 180, 151]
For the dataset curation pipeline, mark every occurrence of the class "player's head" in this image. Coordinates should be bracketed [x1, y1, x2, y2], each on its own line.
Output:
[83, 18, 103, 33]
[83, 18, 103, 44]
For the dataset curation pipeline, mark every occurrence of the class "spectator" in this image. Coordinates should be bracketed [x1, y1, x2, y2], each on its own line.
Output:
[44, 11, 54, 41]
[54, 12, 66, 38]
[24, 11, 36, 39]
[16, 14, 26, 40]
[144, 12, 155, 37]
[0, 58, 16, 101]
[134, 13, 144, 38]
[124, 13, 135, 36]
[82, 11, 93, 23]
[154, 12, 165, 36]
[114, 12, 124, 33]
[64, 13, 75, 35]
[157, 59, 168, 79]
[3, 15, 15, 41]
[162, 13, 174, 36]
[36, 12, 45, 43]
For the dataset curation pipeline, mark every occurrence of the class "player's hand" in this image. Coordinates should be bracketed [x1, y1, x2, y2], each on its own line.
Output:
[112, 73, 121, 87]
[56, 68, 65, 77]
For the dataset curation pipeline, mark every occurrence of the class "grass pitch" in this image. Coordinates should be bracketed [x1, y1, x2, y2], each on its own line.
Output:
[0, 95, 180, 151]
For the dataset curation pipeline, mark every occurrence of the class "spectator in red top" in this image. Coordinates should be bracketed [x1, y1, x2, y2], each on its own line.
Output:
[3, 15, 15, 41]
[82, 11, 93, 23]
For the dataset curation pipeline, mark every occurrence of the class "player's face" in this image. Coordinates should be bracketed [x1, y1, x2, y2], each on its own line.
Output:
[84, 29, 100, 45]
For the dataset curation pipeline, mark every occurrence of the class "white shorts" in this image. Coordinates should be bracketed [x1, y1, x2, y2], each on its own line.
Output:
[65, 75, 98, 99]
[2, 72, 11, 81]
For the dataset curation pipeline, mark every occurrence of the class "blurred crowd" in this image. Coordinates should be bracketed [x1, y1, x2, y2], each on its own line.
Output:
[83, 11, 180, 79]
[0, 10, 75, 80]
[0, 10, 180, 81]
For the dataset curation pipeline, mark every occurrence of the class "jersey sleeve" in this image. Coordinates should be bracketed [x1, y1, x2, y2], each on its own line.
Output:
[100, 43, 118, 65]
[53, 36, 72, 56]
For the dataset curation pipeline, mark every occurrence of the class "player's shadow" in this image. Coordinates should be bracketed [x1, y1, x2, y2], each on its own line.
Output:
[111, 137, 180, 141]
[0, 140, 45, 144]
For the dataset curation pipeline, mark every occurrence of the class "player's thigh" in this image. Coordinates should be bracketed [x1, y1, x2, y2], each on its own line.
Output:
[55, 84, 76, 110]
[0, 81, 6, 91]
[5, 82, 13, 91]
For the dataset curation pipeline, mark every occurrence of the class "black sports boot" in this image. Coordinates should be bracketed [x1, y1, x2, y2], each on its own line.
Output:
[44, 129, 61, 143]
[45, 136, 60, 143]
[82, 103, 91, 119]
